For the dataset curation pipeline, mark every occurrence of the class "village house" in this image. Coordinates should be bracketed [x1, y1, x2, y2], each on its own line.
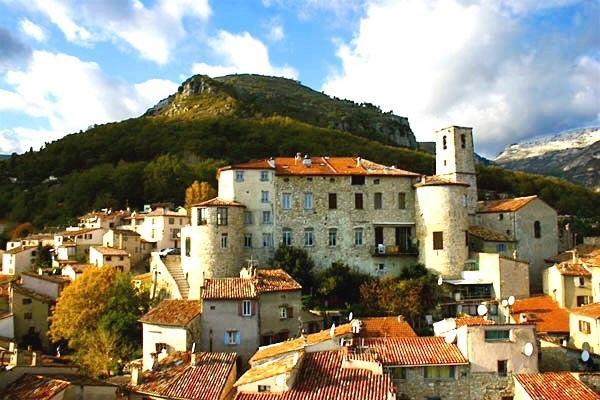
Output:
[543, 260, 593, 308]
[467, 225, 516, 258]
[123, 206, 189, 251]
[1, 245, 37, 275]
[139, 300, 202, 371]
[513, 372, 600, 400]
[89, 245, 131, 272]
[53, 227, 105, 260]
[6, 233, 55, 250]
[60, 262, 93, 280]
[200, 267, 302, 366]
[77, 209, 131, 230]
[569, 303, 600, 356]
[103, 228, 149, 268]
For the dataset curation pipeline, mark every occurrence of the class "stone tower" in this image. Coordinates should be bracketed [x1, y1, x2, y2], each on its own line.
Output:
[435, 126, 478, 218]
[181, 199, 246, 299]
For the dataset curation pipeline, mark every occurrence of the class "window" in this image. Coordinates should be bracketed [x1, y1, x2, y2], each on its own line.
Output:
[304, 192, 314, 210]
[498, 213, 504, 221]
[244, 211, 253, 225]
[328, 193, 337, 209]
[351, 176, 365, 185]
[496, 243, 507, 252]
[443, 135, 447, 150]
[373, 178, 380, 185]
[328, 228, 338, 247]
[106, 256, 112, 261]
[485, 330, 510, 341]
[258, 385, 271, 393]
[185, 237, 191, 257]
[398, 192, 406, 209]
[433, 231, 443, 250]
[244, 234, 252, 249]
[225, 330, 239, 346]
[384, 366, 406, 381]
[424, 366, 455, 379]
[242, 300, 252, 316]
[376, 263, 386, 275]
[282, 229, 292, 246]
[262, 211, 272, 224]
[374, 192, 383, 209]
[304, 228, 314, 247]
[279, 306, 288, 319]
[463, 194, 468, 207]
[497, 360, 508, 377]
[354, 228, 364, 246]
[198, 208, 208, 225]
[579, 320, 591, 334]
[235, 171, 245, 182]
[260, 170, 269, 182]
[261, 190, 270, 203]
[282, 193, 292, 210]
[169, 217, 175, 224]
[461, 134, 466, 149]
[24, 312, 32, 320]
[217, 208, 228, 225]
[262, 233, 273, 248]
[220, 233, 228, 249]
[355, 193, 364, 209]
[577, 295, 592, 307]
[396, 227, 412, 251]
[534, 221, 541, 238]
[22, 298, 32, 305]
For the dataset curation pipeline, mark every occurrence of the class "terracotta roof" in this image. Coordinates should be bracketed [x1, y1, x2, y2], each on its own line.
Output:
[235, 352, 302, 386]
[2, 374, 69, 400]
[413, 175, 470, 187]
[203, 278, 256, 300]
[511, 296, 570, 334]
[305, 323, 353, 345]
[5, 245, 36, 255]
[130, 352, 237, 400]
[254, 269, 302, 293]
[235, 350, 396, 400]
[358, 316, 417, 338]
[146, 208, 189, 217]
[90, 246, 129, 256]
[63, 263, 93, 273]
[361, 337, 468, 366]
[140, 300, 202, 326]
[556, 262, 592, 277]
[22, 272, 71, 284]
[571, 303, 600, 319]
[468, 225, 515, 242]
[514, 373, 600, 400]
[80, 210, 131, 220]
[547, 245, 600, 264]
[59, 228, 101, 237]
[111, 229, 141, 236]
[455, 315, 495, 327]
[11, 283, 54, 304]
[584, 254, 600, 266]
[193, 197, 246, 207]
[220, 156, 420, 177]
[477, 195, 538, 213]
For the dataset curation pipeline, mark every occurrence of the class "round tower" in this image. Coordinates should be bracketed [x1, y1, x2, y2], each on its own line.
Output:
[435, 126, 478, 219]
[181, 198, 245, 298]
[414, 178, 470, 278]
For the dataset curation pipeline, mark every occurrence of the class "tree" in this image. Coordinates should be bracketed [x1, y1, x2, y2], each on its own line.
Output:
[73, 329, 119, 378]
[34, 244, 53, 268]
[184, 180, 216, 210]
[271, 246, 315, 294]
[144, 154, 192, 204]
[10, 222, 33, 240]
[315, 262, 371, 308]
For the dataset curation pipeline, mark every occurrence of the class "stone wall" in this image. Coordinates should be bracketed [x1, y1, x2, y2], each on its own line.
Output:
[258, 290, 303, 341]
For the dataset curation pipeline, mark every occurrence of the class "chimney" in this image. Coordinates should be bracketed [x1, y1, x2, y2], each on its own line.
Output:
[191, 352, 197, 366]
[131, 363, 142, 386]
[356, 157, 362, 167]
[31, 351, 40, 366]
[295, 153, 302, 164]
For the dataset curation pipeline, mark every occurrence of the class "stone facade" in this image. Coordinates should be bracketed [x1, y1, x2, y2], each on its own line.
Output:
[258, 290, 303, 345]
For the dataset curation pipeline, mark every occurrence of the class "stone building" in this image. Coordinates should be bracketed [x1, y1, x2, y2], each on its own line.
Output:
[89, 246, 131, 272]
[543, 261, 593, 309]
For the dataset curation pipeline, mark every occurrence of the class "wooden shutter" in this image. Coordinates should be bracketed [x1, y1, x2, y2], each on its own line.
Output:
[433, 232, 443, 250]
[355, 193, 363, 209]
[287, 306, 294, 318]
[235, 332, 241, 345]
[251, 301, 257, 316]
[238, 301, 242, 316]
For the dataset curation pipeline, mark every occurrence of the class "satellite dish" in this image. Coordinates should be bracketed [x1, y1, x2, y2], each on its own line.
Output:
[348, 312, 353, 322]
[582, 350, 590, 363]
[508, 296, 515, 306]
[523, 342, 534, 357]
[329, 323, 336, 338]
[437, 276, 443, 286]
[477, 305, 488, 316]
[501, 299, 508, 307]
[444, 330, 457, 344]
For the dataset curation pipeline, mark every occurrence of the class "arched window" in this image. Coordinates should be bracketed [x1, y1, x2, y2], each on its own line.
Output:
[534, 221, 541, 238]
[461, 134, 466, 149]
[443, 135, 447, 150]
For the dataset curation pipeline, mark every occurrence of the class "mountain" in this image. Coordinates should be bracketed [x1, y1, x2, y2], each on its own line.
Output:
[0, 74, 598, 228]
[495, 127, 600, 190]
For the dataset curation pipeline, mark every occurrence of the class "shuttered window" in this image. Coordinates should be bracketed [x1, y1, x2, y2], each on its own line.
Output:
[433, 231, 443, 250]
[355, 193, 364, 209]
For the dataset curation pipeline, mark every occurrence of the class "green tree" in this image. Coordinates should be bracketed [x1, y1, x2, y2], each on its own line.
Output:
[315, 262, 371, 308]
[271, 246, 315, 294]
[144, 154, 192, 204]
[34, 244, 53, 268]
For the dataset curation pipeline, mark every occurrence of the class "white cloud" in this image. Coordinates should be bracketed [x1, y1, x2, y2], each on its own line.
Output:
[0, 51, 178, 154]
[191, 31, 298, 79]
[10, 0, 211, 64]
[19, 18, 46, 42]
[323, 0, 600, 157]
[267, 21, 285, 42]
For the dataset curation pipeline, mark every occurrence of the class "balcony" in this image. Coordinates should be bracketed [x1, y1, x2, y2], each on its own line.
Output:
[372, 245, 418, 257]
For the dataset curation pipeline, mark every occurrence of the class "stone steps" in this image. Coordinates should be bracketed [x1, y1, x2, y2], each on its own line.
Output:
[163, 255, 190, 299]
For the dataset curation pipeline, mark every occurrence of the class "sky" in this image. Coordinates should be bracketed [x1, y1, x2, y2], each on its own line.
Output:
[0, 0, 598, 158]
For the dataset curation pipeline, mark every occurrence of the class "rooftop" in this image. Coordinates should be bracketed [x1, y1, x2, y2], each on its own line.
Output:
[193, 197, 246, 208]
[235, 350, 396, 400]
[146, 208, 189, 217]
[514, 373, 600, 400]
[468, 225, 515, 242]
[571, 303, 600, 319]
[254, 269, 302, 294]
[5, 245, 36, 255]
[547, 245, 600, 264]
[12, 283, 54, 304]
[454, 315, 496, 327]
[413, 175, 470, 187]
[235, 352, 302, 387]
[90, 246, 129, 256]
[2, 374, 70, 400]
[22, 272, 71, 284]
[129, 352, 237, 400]
[220, 156, 420, 178]
[360, 337, 469, 366]
[358, 316, 417, 338]
[202, 269, 301, 300]
[477, 195, 538, 213]
[511, 295, 570, 334]
[556, 262, 592, 277]
[59, 227, 102, 237]
[139, 300, 202, 327]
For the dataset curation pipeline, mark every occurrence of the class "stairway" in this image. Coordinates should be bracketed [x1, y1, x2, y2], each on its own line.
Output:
[162, 255, 190, 299]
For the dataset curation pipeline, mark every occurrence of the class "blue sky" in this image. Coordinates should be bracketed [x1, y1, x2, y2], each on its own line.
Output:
[0, 0, 598, 158]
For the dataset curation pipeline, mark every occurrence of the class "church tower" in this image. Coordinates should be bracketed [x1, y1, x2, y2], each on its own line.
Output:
[435, 126, 478, 218]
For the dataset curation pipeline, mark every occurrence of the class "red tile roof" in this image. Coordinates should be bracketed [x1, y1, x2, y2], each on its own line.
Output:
[220, 156, 420, 178]
[468, 225, 515, 242]
[358, 316, 417, 338]
[2, 374, 69, 400]
[477, 195, 537, 213]
[90, 246, 129, 256]
[254, 269, 302, 293]
[514, 373, 600, 400]
[235, 350, 395, 400]
[130, 352, 237, 400]
[556, 262, 592, 277]
[193, 197, 246, 207]
[571, 303, 600, 319]
[202, 278, 256, 300]
[139, 300, 202, 326]
[454, 315, 495, 327]
[511, 296, 570, 334]
[146, 208, 188, 217]
[360, 337, 468, 366]
[547, 245, 600, 264]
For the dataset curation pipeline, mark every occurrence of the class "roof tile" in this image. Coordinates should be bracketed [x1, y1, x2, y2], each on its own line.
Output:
[511, 296, 570, 333]
[359, 337, 468, 366]
[140, 300, 202, 326]
[571, 303, 600, 319]
[358, 316, 417, 338]
[514, 373, 600, 400]
[477, 195, 537, 213]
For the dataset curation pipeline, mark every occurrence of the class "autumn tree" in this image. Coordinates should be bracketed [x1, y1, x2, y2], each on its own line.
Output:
[184, 180, 217, 210]
[10, 222, 33, 239]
